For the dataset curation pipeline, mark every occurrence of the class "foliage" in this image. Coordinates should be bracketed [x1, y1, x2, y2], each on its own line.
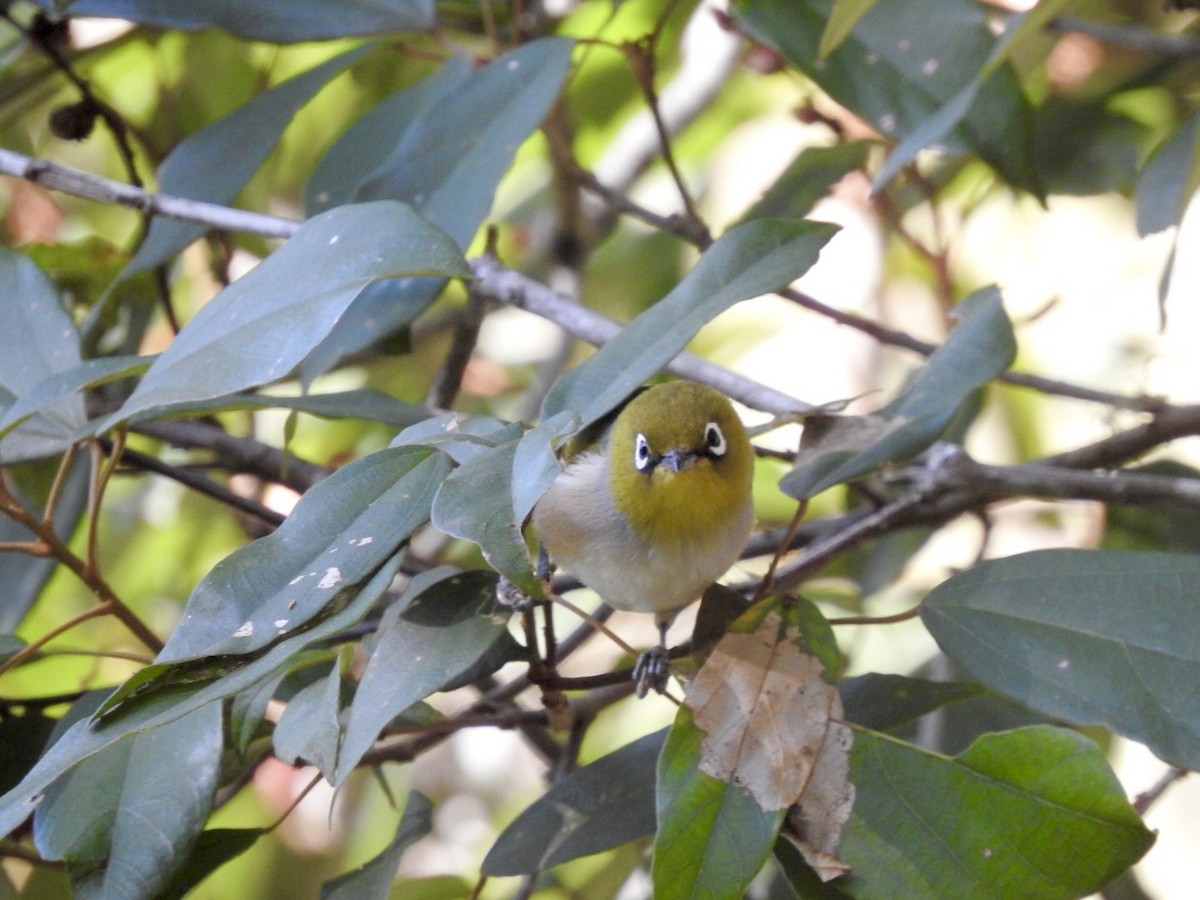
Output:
[0, 0, 1197, 897]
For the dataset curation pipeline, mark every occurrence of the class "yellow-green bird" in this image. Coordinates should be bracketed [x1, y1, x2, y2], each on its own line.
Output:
[533, 380, 755, 694]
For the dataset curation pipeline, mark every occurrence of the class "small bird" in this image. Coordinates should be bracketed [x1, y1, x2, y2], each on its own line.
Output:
[533, 380, 755, 694]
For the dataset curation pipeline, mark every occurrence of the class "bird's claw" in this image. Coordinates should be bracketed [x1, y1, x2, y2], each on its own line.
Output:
[633, 645, 671, 698]
[495, 576, 534, 611]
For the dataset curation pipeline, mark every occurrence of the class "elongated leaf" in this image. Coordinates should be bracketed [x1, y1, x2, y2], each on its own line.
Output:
[872, 0, 1070, 193]
[430, 439, 540, 595]
[36, 700, 222, 899]
[337, 570, 506, 783]
[483, 729, 666, 876]
[0, 246, 85, 461]
[321, 792, 434, 899]
[110, 201, 468, 425]
[0, 553, 403, 840]
[841, 727, 1154, 897]
[737, 0, 1040, 195]
[158, 447, 447, 663]
[54, 0, 433, 45]
[839, 674, 982, 732]
[922, 548, 1200, 770]
[543, 219, 837, 430]
[158, 828, 265, 900]
[738, 142, 870, 225]
[1136, 107, 1200, 236]
[273, 659, 344, 779]
[302, 39, 575, 379]
[0, 455, 90, 632]
[817, 0, 879, 59]
[782, 286, 1014, 499]
[654, 706, 786, 900]
[0, 355, 148, 442]
[122, 47, 368, 279]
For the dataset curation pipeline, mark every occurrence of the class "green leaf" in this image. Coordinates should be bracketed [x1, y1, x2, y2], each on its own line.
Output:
[839, 674, 983, 732]
[736, 0, 1041, 195]
[337, 570, 507, 783]
[52, 0, 433, 41]
[841, 727, 1154, 897]
[321, 792, 434, 899]
[430, 439, 540, 595]
[817, 0, 879, 59]
[921, 548, 1200, 770]
[35, 699, 222, 899]
[157, 447, 448, 664]
[273, 658, 344, 780]
[782, 286, 1014, 499]
[110, 201, 468, 425]
[654, 706, 786, 900]
[0, 355, 149, 442]
[870, 0, 1070, 193]
[0, 246, 85, 462]
[1136, 107, 1200, 236]
[157, 828, 266, 900]
[483, 729, 665, 876]
[0, 455, 90, 633]
[302, 38, 575, 379]
[122, 47, 369, 280]
[542, 219, 838, 429]
[0, 554, 403, 840]
[738, 142, 871, 225]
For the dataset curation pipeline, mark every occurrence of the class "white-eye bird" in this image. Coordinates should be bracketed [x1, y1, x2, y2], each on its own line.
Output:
[533, 380, 755, 694]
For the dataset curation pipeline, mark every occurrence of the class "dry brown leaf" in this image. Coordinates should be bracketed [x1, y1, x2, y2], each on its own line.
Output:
[688, 608, 846, 811]
[783, 700, 855, 882]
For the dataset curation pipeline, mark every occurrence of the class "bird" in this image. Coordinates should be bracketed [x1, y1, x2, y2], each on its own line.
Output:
[533, 380, 755, 695]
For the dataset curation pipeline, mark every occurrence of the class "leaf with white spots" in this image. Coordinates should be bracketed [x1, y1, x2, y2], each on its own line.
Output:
[157, 447, 448, 663]
[736, 0, 1043, 195]
[109, 201, 469, 427]
[838, 727, 1153, 897]
[922, 548, 1200, 771]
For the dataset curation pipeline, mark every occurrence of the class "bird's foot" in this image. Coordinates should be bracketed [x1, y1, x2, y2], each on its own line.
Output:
[633, 644, 671, 698]
[495, 576, 534, 611]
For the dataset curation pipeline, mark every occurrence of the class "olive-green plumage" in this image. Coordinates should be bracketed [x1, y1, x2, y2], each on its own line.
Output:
[533, 381, 754, 620]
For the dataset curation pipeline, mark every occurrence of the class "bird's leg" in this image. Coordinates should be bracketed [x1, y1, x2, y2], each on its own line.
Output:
[633, 614, 674, 698]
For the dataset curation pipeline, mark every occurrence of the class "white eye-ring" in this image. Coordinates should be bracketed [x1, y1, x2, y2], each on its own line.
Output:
[634, 433, 654, 471]
[704, 422, 727, 457]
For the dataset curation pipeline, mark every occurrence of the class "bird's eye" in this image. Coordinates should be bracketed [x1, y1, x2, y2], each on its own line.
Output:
[634, 433, 654, 471]
[704, 422, 727, 457]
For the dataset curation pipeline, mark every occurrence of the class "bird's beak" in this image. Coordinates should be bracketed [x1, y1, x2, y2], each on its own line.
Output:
[660, 449, 699, 473]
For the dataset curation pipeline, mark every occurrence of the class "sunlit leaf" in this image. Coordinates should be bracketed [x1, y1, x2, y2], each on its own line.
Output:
[840, 727, 1154, 897]
[922, 548, 1200, 770]
[817, 0, 879, 59]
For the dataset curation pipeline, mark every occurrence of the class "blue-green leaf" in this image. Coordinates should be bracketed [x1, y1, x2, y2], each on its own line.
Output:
[54, 0, 432, 44]
[122, 47, 368, 279]
[109, 202, 468, 425]
[922, 548, 1200, 770]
